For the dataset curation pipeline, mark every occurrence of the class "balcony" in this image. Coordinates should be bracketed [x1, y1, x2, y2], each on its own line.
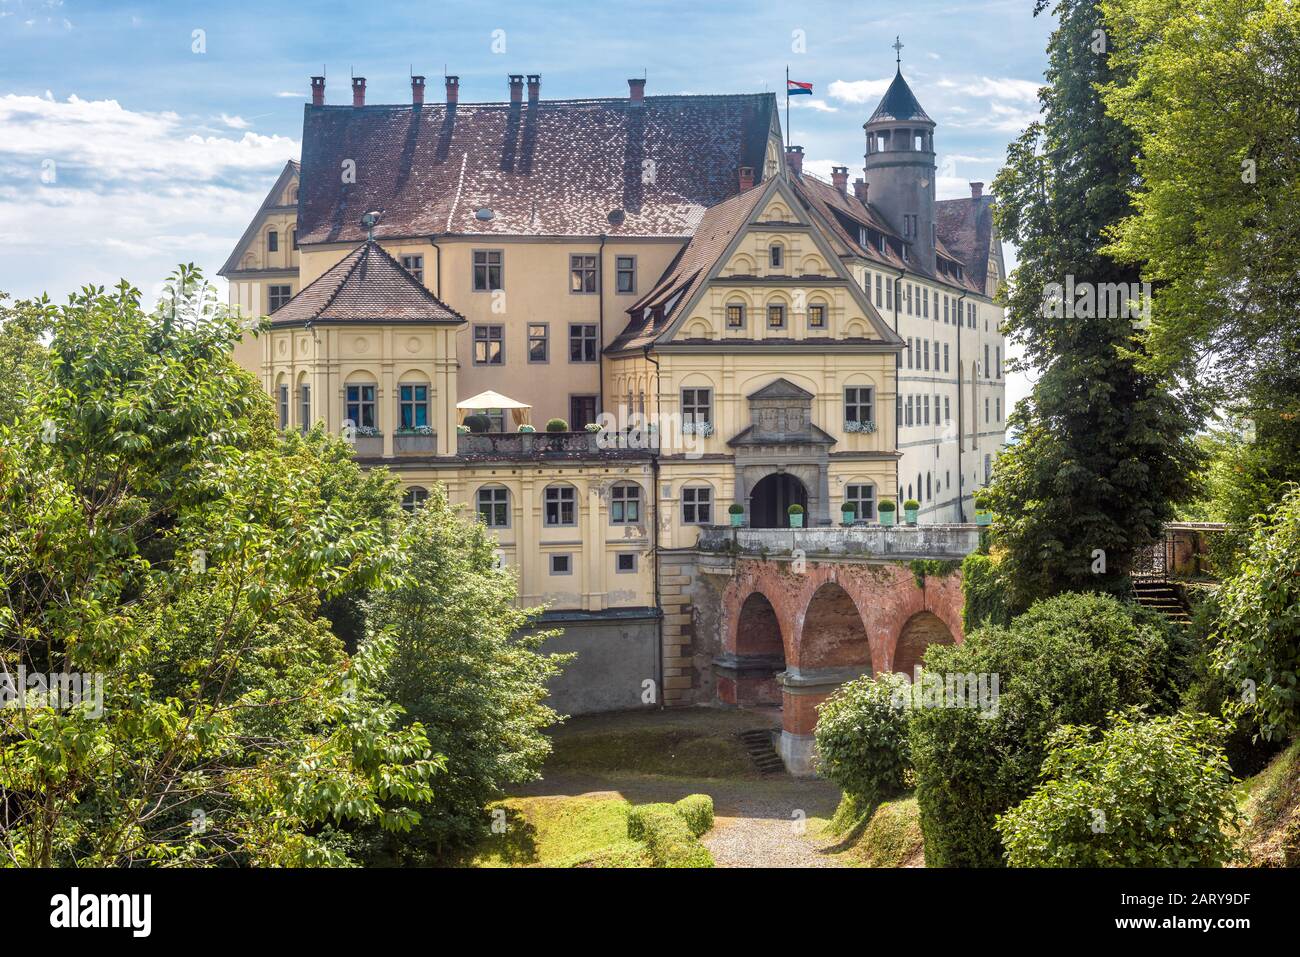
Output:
[696, 523, 981, 561]
[455, 430, 651, 461]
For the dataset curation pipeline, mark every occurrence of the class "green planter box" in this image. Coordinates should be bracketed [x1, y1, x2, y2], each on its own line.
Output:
[975, 510, 992, 526]
[788, 514, 804, 528]
[729, 512, 743, 527]
[904, 508, 919, 524]
[879, 510, 896, 526]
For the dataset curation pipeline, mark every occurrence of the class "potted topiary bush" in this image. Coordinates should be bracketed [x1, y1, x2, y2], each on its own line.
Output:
[464, 413, 491, 434]
[973, 494, 993, 526]
[787, 503, 805, 528]
[840, 502, 856, 526]
[878, 499, 896, 526]
[904, 499, 920, 524]
[728, 503, 745, 527]
[545, 417, 569, 433]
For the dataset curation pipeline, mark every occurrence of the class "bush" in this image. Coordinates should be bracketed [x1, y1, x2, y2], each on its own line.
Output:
[787, 503, 805, 515]
[853, 797, 924, 867]
[464, 413, 491, 433]
[910, 592, 1184, 867]
[728, 503, 745, 515]
[628, 804, 713, 867]
[878, 500, 896, 513]
[674, 795, 715, 838]
[961, 552, 1011, 632]
[545, 417, 569, 433]
[903, 499, 920, 510]
[559, 839, 651, 868]
[997, 710, 1243, 867]
[626, 802, 675, 841]
[814, 673, 912, 805]
[973, 494, 992, 510]
[1213, 488, 1300, 743]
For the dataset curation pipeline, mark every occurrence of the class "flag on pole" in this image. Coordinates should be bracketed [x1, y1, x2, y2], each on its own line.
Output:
[786, 79, 814, 95]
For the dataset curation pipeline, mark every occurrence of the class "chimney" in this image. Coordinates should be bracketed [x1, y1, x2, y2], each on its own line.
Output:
[527, 74, 540, 103]
[831, 165, 849, 194]
[785, 145, 803, 176]
[411, 75, 425, 106]
[310, 76, 325, 106]
[853, 178, 868, 204]
[628, 77, 646, 105]
[509, 74, 524, 104]
[445, 75, 459, 106]
[738, 166, 755, 191]
[351, 77, 366, 107]
[971, 181, 984, 199]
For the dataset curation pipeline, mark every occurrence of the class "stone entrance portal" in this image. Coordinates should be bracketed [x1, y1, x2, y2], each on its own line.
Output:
[749, 472, 809, 528]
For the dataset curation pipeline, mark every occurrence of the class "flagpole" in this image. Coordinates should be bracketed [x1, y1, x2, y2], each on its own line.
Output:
[785, 65, 790, 150]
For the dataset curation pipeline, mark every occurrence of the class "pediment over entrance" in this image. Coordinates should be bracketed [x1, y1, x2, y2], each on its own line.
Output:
[729, 377, 836, 447]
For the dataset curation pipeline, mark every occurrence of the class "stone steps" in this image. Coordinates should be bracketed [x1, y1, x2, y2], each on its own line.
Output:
[739, 728, 786, 775]
[1132, 582, 1192, 624]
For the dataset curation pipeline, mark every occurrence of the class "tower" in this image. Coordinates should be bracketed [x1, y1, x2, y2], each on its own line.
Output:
[863, 40, 937, 273]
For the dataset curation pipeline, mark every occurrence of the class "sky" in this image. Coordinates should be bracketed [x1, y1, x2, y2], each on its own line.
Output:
[0, 0, 1054, 409]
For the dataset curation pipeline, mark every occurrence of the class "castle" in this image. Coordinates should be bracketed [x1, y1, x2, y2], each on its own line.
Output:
[219, 64, 1007, 730]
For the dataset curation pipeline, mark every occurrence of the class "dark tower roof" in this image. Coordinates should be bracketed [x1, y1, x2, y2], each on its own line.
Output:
[866, 70, 932, 125]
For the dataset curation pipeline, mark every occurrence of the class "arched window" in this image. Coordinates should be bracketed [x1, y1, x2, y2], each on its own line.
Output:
[610, 482, 641, 525]
[476, 485, 510, 528]
[544, 484, 577, 527]
[401, 486, 429, 513]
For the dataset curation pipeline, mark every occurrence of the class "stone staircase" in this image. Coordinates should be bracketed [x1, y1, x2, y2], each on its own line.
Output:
[739, 728, 786, 776]
[1132, 579, 1191, 626]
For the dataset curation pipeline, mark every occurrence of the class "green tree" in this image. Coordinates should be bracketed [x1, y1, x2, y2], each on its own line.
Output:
[1102, 0, 1300, 517]
[988, 0, 1200, 611]
[0, 292, 51, 426]
[359, 485, 570, 862]
[0, 269, 439, 866]
[997, 710, 1242, 867]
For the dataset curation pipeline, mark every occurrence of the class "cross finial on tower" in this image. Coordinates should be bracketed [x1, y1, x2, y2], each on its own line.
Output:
[893, 35, 904, 68]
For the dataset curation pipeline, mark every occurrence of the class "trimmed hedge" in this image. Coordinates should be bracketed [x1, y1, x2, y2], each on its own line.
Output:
[814, 673, 912, 805]
[626, 802, 675, 841]
[674, 794, 714, 838]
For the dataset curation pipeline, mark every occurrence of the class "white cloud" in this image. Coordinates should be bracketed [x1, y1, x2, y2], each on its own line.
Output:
[219, 113, 250, 129]
[791, 98, 837, 113]
[827, 78, 892, 105]
[275, 91, 301, 99]
[0, 93, 298, 298]
[938, 76, 1041, 103]
[802, 159, 848, 183]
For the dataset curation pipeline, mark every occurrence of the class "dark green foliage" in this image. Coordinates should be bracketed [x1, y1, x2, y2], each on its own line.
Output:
[998, 710, 1243, 867]
[988, 0, 1201, 611]
[910, 592, 1187, 867]
[961, 552, 1012, 632]
[814, 673, 913, 806]
[545, 417, 568, 432]
[463, 413, 491, 433]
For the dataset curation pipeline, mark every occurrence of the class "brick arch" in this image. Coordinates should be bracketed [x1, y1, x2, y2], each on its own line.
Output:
[893, 611, 957, 679]
[794, 580, 872, 671]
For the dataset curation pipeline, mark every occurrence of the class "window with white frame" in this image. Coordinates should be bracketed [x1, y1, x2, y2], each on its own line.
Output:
[269, 285, 292, 312]
[544, 485, 577, 526]
[681, 486, 712, 525]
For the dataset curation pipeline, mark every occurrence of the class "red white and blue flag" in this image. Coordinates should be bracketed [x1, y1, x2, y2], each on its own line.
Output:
[787, 79, 813, 96]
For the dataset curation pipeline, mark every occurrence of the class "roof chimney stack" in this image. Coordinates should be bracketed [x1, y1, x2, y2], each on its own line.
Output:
[411, 75, 425, 106]
[971, 181, 984, 199]
[628, 78, 646, 105]
[527, 74, 540, 102]
[853, 178, 868, 204]
[509, 74, 524, 104]
[445, 75, 459, 106]
[831, 165, 849, 194]
[310, 75, 325, 106]
[785, 145, 804, 176]
[351, 76, 366, 107]
[738, 166, 755, 192]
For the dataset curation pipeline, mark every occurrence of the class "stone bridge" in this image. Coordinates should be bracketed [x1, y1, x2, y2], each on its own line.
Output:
[681, 525, 980, 774]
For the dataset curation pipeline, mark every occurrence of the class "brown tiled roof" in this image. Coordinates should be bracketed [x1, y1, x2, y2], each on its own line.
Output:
[297, 93, 777, 245]
[269, 240, 464, 325]
[790, 174, 905, 268]
[606, 183, 770, 353]
[936, 194, 997, 294]
[218, 159, 300, 276]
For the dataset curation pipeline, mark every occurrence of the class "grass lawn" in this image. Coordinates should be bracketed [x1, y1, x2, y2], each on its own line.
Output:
[1237, 739, 1300, 867]
[469, 795, 646, 867]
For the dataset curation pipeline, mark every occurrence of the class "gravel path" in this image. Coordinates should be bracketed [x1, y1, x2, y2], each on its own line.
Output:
[703, 801, 846, 868]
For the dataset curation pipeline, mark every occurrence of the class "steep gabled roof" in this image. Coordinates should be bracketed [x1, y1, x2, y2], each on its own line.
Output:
[867, 70, 933, 125]
[789, 173, 906, 270]
[297, 93, 777, 244]
[218, 159, 299, 277]
[936, 194, 998, 294]
[268, 240, 463, 326]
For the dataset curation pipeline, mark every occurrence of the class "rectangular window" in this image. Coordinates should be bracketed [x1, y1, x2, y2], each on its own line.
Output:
[923, 342, 930, 371]
[944, 296, 950, 324]
[924, 394, 931, 425]
[767, 304, 786, 329]
[615, 256, 636, 294]
[299, 384, 311, 433]
[885, 278, 893, 310]
[570, 395, 597, 429]
[845, 483, 876, 522]
[944, 343, 950, 372]
[682, 388, 712, 426]
[569, 324, 598, 363]
[616, 552, 638, 573]
[528, 323, 549, 362]
[399, 384, 429, 429]
[808, 303, 826, 329]
[400, 254, 424, 283]
[922, 288, 930, 318]
[985, 396, 990, 423]
[473, 325, 504, 365]
[996, 346, 1002, 378]
[769, 244, 783, 269]
[269, 285, 292, 312]
[844, 386, 874, 425]
[984, 453, 992, 482]
[611, 484, 641, 524]
[874, 273, 883, 307]
[996, 396, 1002, 422]
[477, 486, 510, 528]
[278, 384, 289, 430]
[345, 384, 376, 430]
[544, 486, 577, 527]
[473, 250, 503, 291]
[896, 395, 903, 427]
[906, 284, 913, 315]
[906, 394, 914, 427]
[570, 254, 598, 294]
[726, 303, 746, 329]
[945, 395, 951, 424]
[268, 230, 278, 253]
[682, 486, 713, 525]
[549, 553, 572, 575]
[984, 344, 991, 378]
[933, 341, 940, 370]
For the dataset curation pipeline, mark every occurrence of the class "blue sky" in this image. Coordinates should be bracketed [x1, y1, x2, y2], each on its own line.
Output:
[0, 0, 1053, 402]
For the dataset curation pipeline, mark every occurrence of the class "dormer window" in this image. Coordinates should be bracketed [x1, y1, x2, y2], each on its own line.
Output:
[902, 245, 910, 263]
[858, 226, 868, 247]
[769, 244, 783, 269]
[877, 235, 886, 255]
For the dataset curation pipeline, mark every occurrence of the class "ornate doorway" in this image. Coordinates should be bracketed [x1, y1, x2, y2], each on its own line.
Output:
[750, 472, 809, 528]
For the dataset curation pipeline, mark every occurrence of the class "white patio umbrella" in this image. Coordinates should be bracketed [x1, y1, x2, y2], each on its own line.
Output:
[456, 389, 532, 428]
